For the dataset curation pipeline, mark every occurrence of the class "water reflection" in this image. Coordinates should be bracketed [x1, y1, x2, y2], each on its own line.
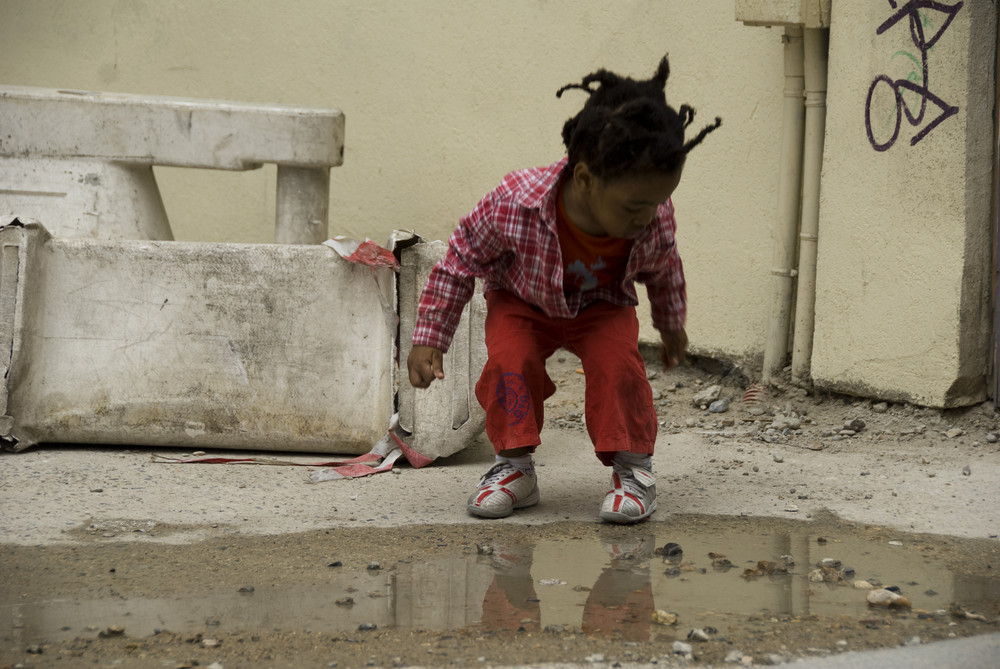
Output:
[3, 523, 997, 645]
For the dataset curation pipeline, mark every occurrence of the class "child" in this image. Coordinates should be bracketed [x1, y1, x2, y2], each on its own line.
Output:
[407, 55, 720, 524]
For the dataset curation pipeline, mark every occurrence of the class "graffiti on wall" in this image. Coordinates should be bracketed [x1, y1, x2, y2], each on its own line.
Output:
[864, 0, 964, 151]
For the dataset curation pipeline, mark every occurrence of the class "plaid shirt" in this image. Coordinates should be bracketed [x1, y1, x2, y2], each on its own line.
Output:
[413, 157, 687, 352]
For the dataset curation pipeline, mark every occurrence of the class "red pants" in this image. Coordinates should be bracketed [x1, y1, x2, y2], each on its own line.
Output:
[474, 290, 657, 465]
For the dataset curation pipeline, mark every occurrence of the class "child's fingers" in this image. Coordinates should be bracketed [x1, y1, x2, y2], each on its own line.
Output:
[407, 346, 445, 388]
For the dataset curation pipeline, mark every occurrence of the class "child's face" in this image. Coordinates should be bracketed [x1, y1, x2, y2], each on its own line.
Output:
[575, 166, 683, 239]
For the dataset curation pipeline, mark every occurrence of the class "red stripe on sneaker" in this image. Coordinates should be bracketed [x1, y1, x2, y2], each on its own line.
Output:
[499, 472, 522, 486]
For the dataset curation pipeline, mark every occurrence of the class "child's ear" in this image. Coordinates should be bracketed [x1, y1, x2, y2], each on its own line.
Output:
[572, 162, 595, 193]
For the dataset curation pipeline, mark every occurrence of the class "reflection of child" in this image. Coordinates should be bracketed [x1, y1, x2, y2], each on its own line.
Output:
[408, 55, 720, 524]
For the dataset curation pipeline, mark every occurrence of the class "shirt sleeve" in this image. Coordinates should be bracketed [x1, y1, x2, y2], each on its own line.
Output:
[646, 249, 687, 332]
[411, 191, 504, 353]
[643, 201, 687, 333]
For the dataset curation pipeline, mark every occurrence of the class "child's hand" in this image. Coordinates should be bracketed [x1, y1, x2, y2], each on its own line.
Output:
[659, 328, 688, 369]
[407, 345, 445, 388]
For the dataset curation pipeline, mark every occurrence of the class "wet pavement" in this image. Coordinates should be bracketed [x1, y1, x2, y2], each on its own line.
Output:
[2, 515, 997, 667]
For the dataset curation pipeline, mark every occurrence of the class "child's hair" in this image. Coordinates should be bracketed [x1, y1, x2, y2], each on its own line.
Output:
[556, 55, 721, 181]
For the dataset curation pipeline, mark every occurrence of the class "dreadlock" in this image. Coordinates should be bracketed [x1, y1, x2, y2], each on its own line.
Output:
[556, 55, 721, 182]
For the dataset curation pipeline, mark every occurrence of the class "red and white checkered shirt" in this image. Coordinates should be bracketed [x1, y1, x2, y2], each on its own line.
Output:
[413, 157, 687, 352]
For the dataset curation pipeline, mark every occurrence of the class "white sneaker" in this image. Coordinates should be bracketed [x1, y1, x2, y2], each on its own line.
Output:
[467, 462, 540, 518]
[599, 462, 657, 524]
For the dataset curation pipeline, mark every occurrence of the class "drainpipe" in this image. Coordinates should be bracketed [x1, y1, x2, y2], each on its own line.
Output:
[762, 26, 805, 385]
[791, 28, 830, 385]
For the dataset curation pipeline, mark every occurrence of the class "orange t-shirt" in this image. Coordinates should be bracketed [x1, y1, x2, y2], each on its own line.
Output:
[556, 185, 632, 294]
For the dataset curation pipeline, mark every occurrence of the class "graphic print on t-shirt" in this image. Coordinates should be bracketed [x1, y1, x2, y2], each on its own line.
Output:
[566, 256, 607, 292]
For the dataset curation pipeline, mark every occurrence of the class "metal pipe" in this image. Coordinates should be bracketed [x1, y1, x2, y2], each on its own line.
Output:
[791, 28, 830, 385]
[762, 26, 805, 384]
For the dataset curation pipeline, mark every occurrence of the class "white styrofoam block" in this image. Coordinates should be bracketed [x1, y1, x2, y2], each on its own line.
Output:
[0, 157, 173, 240]
[0, 86, 345, 170]
[0, 220, 394, 452]
[397, 240, 487, 460]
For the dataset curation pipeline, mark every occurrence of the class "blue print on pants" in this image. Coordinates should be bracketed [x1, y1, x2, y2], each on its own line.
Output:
[496, 373, 530, 425]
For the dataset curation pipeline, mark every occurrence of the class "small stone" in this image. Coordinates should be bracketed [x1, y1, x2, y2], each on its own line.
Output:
[872, 402, 889, 414]
[770, 414, 801, 430]
[844, 418, 865, 432]
[692, 385, 722, 407]
[659, 542, 683, 557]
[193, 451, 207, 456]
[724, 650, 748, 664]
[366, 561, 381, 570]
[99, 625, 126, 637]
[986, 433, 998, 443]
[784, 504, 799, 512]
[709, 397, 730, 413]
[335, 597, 354, 606]
[358, 622, 378, 631]
[237, 586, 254, 594]
[773, 453, 784, 463]
[854, 580, 876, 590]
[652, 610, 678, 625]
[867, 588, 911, 608]
[945, 427, 964, 438]
[202, 638, 220, 647]
[687, 628, 710, 642]
[962, 465, 971, 476]
[672, 640, 693, 656]
[328, 561, 344, 567]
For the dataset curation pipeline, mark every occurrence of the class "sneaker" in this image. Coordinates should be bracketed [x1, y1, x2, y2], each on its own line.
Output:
[467, 462, 540, 518]
[599, 463, 657, 524]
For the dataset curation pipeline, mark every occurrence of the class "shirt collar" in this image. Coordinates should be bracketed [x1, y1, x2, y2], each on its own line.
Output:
[512, 157, 569, 211]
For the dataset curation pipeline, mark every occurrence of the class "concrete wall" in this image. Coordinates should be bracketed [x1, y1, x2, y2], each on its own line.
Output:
[811, 0, 996, 406]
[0, 1, 995, 407]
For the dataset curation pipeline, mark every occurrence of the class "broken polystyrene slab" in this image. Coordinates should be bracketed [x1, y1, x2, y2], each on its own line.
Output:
[397, 239, 487, 460]
[323, 235, 400, 335]
[0, 220, 487, 466]
[0, 220, 395, 453]
[0, 157, 174, 240]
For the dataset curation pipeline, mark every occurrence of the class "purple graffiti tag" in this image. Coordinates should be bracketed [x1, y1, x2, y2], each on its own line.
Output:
[864, 0, 963, 151]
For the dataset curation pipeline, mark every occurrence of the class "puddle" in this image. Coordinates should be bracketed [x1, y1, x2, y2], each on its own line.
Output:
[1, 515, 997, 665]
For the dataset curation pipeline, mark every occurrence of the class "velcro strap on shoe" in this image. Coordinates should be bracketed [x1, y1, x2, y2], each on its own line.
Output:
[629, 467, 655, 488]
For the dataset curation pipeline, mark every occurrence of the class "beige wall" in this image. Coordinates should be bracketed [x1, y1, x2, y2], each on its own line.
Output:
[1, 1, 995, 406]
[0, 0, 782, 363]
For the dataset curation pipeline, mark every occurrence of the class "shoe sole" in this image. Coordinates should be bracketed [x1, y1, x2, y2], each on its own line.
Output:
[467, 488, 540, 519]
